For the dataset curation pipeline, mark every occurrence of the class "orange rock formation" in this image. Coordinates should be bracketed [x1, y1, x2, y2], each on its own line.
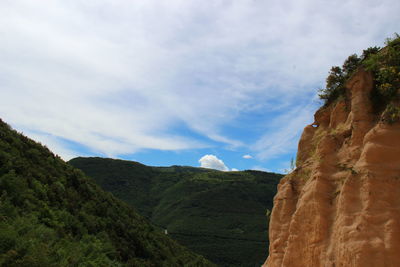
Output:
[264, 69, 400, 267]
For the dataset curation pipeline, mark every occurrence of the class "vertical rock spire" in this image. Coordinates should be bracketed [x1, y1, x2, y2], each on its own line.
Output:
[264, 69, 400, 267]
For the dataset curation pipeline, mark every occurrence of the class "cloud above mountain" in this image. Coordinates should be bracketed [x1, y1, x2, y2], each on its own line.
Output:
[199, 155, 229, 171]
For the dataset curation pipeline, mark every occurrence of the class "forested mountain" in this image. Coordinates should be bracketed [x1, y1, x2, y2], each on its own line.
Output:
[0, 119, 214, 266]
[69, 157, 283, 266]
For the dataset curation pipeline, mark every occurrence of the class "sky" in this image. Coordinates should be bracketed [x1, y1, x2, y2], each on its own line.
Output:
[1, 0, 399, 173]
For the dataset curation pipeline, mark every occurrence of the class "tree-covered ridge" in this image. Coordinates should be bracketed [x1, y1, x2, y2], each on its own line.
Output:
[69, 157, 283, 267]
[319, 34, 400, 122]
[0, 119, 214, 266]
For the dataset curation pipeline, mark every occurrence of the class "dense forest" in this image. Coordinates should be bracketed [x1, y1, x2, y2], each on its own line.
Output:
[69, 157, 282, 266]
[0, 119, 214, 266]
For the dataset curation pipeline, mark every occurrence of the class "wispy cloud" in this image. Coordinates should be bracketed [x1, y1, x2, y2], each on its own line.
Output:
[252, 103, 317, 160]
[0, 0, 399, 161]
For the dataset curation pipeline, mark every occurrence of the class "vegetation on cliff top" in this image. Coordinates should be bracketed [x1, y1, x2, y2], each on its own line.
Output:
[0, 119, 214, 266]
[69, 157, 282, 267]
[319, 34, 400, 123]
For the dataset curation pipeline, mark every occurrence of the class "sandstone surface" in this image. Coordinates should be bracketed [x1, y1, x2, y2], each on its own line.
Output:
[264, 69, 400, 267]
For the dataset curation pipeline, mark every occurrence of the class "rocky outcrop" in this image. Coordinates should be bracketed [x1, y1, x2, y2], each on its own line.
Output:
[264, 69, 400, 267]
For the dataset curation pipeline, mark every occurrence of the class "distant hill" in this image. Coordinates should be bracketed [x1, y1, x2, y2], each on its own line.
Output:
[69, 157, 283, 266]
[0, 119, 214, 266]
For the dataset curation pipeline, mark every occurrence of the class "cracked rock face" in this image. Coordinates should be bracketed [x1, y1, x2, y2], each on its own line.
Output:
[264, 69, 400, 267]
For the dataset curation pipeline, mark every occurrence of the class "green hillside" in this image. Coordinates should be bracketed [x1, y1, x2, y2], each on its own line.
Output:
[69, 157, 283, 266]
[0, 119, 214, 266]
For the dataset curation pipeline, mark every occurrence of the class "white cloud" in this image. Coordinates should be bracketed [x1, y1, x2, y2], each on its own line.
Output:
[199, 154, 229, 171]
[231, 168, 239, 171]
[0, 0, 399, 160]
[242, 154, 253, 159]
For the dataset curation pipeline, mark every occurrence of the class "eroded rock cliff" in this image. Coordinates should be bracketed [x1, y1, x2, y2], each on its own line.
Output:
[264, 68, 400, 267]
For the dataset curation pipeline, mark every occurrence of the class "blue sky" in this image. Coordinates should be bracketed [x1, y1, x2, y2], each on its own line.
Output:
[1, 0, 399, 173]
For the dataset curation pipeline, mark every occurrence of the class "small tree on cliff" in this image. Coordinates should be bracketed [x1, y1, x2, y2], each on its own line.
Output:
[361, 46, 380, 60]
[318, 66, 345, 104]
[319, 53, 362, 105]
[342, 54, 361, 76]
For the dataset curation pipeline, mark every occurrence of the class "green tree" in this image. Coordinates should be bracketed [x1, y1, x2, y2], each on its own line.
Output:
[319, 66, 345, 104]
[342, 54, 361, 76]
[361, 46, 380, 60]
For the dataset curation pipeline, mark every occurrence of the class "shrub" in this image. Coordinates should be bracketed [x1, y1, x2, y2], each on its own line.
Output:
[381, 103, 400, 124]
[319, 54, 363, 105]
[362, 34, 400, 121]
[361, 46, 380, 60]
[319, 34, 400, 125]
[319, 66, 345, 104]
[342, 54, 361, 75]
